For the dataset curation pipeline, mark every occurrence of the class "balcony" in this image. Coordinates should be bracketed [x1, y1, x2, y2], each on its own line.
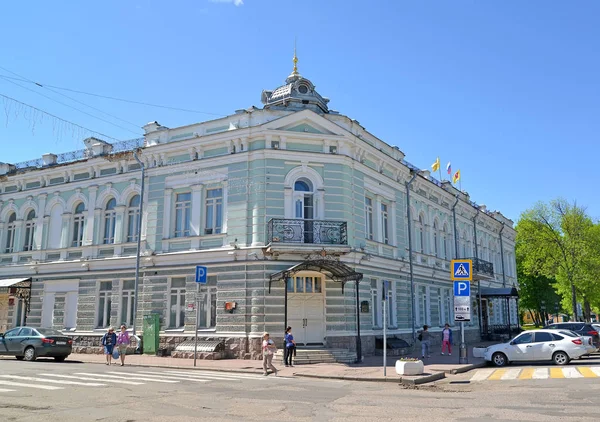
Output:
[467, 257, 494, 280]
[266, 218, 349, 254]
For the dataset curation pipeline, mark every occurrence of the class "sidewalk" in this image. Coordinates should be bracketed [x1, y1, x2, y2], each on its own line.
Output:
[60, 344, 490, 385]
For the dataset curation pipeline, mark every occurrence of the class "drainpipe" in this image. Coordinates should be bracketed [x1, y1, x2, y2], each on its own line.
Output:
[132, 152, 145, 347]
[451, 196, 459, 259]
[405, 170, 419, 343]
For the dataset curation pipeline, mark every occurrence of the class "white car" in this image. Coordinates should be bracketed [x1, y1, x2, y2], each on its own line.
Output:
[484, 329, 587, 367]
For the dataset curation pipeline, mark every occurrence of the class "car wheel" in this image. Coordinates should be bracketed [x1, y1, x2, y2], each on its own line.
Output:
[553, 351, 569, 366]
[54, 356, 67, 362]
[492, 352, 508, 367]
[15, 356, 24, 361]
[23, 346, 37, 362]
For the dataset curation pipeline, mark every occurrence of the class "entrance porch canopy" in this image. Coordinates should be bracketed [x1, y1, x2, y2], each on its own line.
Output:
[480, 287, 519, 298]
[0, 277, 32, 289]
[269, 259, 363, 293]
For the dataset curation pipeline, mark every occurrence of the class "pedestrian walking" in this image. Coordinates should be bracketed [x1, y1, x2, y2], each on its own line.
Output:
[284, 326, 296, 367]
[117, 325, 130, 366]
[441, 323, 453, 356]
[419, 325, 431, 359]
[101, 327, 117, 366]
[262, 332, 278, 376]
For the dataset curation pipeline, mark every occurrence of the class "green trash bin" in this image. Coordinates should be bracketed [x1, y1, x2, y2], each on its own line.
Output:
[142, 314, 160, 355]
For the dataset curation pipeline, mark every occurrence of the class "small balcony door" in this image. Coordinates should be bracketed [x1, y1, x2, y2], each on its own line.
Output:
[294, 179, 315, 243]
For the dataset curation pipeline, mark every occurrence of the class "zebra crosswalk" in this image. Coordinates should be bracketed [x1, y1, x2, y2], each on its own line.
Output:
[470, 366, 600, 381]
[0, 369, 291, 394]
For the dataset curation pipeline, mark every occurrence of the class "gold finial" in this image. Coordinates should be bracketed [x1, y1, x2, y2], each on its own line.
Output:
[292, 38, 298, 75]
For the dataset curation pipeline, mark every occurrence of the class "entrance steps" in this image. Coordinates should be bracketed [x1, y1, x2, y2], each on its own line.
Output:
[274, 347, 356, 365]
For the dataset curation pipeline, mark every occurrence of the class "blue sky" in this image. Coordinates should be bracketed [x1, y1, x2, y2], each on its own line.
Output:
[1, 0, 598, 222]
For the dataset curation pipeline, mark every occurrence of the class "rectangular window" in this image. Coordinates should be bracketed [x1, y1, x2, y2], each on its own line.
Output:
[381, 204, 389, 244]
[72, 215, 85, 247]
[23, 220, 35, 252]
[127, 209, 140, 243]
[197, 286, 217, 329]
[436, 288, 442, 326]
[371, 279, 381, 328]
[174, 193, 192, 238]
[385, 280, 397, 328]
[97, 282, 112, 328]
[205, 188, 223, 235]
[417, 285, 430, 326]
[169, 278, 186, 328]
[365, 197, 374, 240]
[120, 280, 135, 327]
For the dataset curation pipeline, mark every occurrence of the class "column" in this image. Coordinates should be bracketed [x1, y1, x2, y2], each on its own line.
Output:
[390, 200, 398, 257]
[34, 193, 47, 251]
[190, 185, 203, 249]
[60, 213, 71, 260]
[13, 220, 24, 253]
[83, 186, 98, 246]
[41, 216, 50, 251]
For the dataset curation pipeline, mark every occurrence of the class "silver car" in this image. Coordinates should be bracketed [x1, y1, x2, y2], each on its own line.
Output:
[0, 326, 72, 362]
[484, 329, 587, 367]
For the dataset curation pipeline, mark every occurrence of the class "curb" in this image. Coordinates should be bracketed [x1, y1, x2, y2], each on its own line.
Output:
[449, 362, 487, 375]
[400, 371, 445, 385]
[294, 373, 400, 383]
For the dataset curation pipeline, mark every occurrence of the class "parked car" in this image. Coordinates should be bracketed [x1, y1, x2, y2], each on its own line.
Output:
[0, 327, 72, 362]
[484, 329, 587, 367]
[544, 322, 600, 351]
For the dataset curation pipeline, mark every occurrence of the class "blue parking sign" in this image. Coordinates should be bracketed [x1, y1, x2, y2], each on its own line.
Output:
[195, 266, 207, 284]
[454, 281, 470, 297]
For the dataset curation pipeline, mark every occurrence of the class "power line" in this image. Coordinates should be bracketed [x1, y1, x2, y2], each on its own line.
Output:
[0, 73, 227, 117]
[0, 92, 120, 142]
[0, 74, 142, 136]
[0, 66, 141, 131]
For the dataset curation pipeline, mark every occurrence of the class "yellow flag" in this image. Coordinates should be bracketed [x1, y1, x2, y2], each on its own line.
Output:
[431, 157, 440, 172]
[452, 169, 461, 184]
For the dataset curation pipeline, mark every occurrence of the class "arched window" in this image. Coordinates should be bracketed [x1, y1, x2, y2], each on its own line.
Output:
[103, 198, 117, 244]
[442, 224, 450, 259]
[23, 210, 36, 251]
[5, 212, 17, 253]
[127, 195, 141, 243]
[294, 178, 314, 243]
[432, 221, 439, 257]
[72, 202, 86, 247]
[418, 214, 425, 254]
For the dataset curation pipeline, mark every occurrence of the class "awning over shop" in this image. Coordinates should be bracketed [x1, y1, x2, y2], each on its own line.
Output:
[480, 287, 519, 298]
[0, 277, 32, 289]
[269, 259, 363, 293]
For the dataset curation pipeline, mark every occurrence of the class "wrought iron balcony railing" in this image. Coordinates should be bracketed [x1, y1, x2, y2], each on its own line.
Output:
[467, 257, 494, 278]
[267, 218, 348, 245]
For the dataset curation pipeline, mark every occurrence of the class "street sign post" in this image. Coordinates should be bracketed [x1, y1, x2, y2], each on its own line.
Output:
[195, 266, 207, 284]
[382, 281, 389, 376]
[451, 262, 472, 365]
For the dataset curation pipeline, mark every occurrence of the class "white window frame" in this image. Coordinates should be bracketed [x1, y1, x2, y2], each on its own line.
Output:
[442, 224, 449, 260]
[103, 198, 117, 245]
[168, 277, 187, 329]
[416, 285, 431, 327]
[174, 192, 192, 238]
[120, 280, 135, 327]
[381, 203, 389, 245]
[197, 286, 217, 330]
[433, 221, 439, 257]
[365, 197, 374, 241]
[23, 210, 36, 252]
[72, 203, 85, 247]
[96, 281, 113, 328]
[204, 188, 223, 235]
[385, 280, 397, 328]
[126, 195, 141, 243]
[417, 215, 425, 254]
[5, 212, 17, 253]
[370, 279, 381, 328]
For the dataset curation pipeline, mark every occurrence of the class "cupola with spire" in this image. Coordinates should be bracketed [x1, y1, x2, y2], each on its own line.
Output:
[261, 45, 330, 114]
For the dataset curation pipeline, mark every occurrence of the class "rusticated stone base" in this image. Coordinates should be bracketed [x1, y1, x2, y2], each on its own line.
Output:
[170, 351, 225, 360]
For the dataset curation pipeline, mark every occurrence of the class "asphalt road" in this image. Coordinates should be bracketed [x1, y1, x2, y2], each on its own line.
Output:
[1, 357, 600, 422]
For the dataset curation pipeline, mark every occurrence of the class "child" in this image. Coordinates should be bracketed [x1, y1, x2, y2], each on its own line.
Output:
[441, 323, 453, 356]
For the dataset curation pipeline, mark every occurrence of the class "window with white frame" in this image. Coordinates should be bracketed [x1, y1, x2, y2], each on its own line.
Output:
[286, 276, 323, 294]
[370, 279, 380, 328]
[386, 280, 397, 328]
[418, 215, 425, 254]
[23, 210, 36, 251]
[4, 212, 17, 253]
[174, 193, 191, 238]
[433, 220, 439, 257]
[197, 286, 217, 329]
[444, 289, 453, 325]
[126, 195, 140, 243]
[103, 198, 117, 244]
[72, 202, 85, 247]
[97, 281, 112, 328]
[436, 288, 443, 326]
[381, 203, 389, 244]
[205, 188, 223, 235]
[443, 224, 450, 259]
[168, 278, 186, 328]
[120, 280, 135, 327]
[365, 197, 374, 240]
[417, 285, 430, 326]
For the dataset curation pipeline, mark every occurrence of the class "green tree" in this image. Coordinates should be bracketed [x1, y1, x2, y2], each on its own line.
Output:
[516, 199, 596, 321]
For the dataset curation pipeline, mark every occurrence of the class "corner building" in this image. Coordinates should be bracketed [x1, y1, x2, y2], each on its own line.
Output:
[0, 61, 518, 359]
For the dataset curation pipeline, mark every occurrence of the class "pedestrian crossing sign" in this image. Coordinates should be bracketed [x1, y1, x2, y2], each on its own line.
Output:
[451, 259, 472, 281]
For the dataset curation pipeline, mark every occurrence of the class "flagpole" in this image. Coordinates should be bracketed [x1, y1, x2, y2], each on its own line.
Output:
[438, 168, 443, 182]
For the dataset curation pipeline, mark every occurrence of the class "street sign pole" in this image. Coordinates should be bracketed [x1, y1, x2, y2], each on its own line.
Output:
[194, 289, 199, 367]
[451, 260, 472, 365]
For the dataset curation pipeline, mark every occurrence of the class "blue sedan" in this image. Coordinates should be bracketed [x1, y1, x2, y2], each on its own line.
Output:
[0, 326, 72, 361]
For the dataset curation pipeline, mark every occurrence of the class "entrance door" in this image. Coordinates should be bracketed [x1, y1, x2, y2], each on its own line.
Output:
[287, 275, 325, 345]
